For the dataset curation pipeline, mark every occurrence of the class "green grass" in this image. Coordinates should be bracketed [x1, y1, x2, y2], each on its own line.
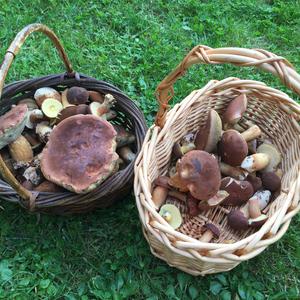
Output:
[0, 0, 300, 299]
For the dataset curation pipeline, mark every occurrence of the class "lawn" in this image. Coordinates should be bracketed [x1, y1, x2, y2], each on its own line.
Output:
[0, 0, 300, 299]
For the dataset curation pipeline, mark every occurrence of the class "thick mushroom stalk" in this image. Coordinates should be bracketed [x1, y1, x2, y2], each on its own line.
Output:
[0, 104, 28, 149]
[177, 150, 221, 200]
[41, 115, 119, 194]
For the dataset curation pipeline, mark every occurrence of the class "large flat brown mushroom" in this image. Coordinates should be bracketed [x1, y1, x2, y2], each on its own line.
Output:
[41, 114, 119, 193]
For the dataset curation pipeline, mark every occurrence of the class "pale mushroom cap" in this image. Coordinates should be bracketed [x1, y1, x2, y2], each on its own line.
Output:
[41, 114, 118, 194]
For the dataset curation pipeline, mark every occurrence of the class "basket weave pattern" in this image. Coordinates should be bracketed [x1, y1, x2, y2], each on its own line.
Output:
[134, 46, 300, 275]
[0, 24, 147, 214]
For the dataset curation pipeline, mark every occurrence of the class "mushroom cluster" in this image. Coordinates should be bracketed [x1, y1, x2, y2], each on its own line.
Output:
[0, 86, 136, 193]
[152, 94, 282, 241]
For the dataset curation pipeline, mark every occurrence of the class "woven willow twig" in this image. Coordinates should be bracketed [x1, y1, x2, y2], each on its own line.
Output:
[134, 46, 300, 275]
[0, 24, 147, 214]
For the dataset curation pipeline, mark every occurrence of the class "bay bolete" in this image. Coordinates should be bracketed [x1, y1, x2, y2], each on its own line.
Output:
[41, 114, 119, 193]
[57, 104, 89, 124]
[114, 125, 136, 148]
[245, 174, 262, 192]
[200, 223, 220, 242]
[261, 172, 281, 192]
[34, 87, 61, 107]
[67, 86, 89, 105]
[195, 109, 222, 153]
[223, 94, 247, 128]
[220, 177, 254, 206]
[177, 150, 221, 200]
[0, 104, 28, 149]
[227, 210, 249, 231]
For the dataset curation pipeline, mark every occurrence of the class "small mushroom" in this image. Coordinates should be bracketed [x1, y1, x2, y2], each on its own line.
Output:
[152, 176, 170, 209]
[25, 109, 45, 129]
[261, 172, 281, 192]
[195, 109, 222, 153]
[200, 223, 220, 242]
[206, 190, 229, 207]
[34, 87, 61, 107]
[257, 143, 281, 172]
[61, 88, 74, 108]
[41, 98, 63, 119]
[227, 210, 249, 231]
[57, 104, 89, 123]
[249, 190, 272, 210]
[187, 195, 200, 216]
[223, 94, 247, 128]
[172, 133, 195, 159]
[118, 146, 136, 164]
[219, 161, 247, 180]
[23, 132, 42, 150]
[18, 98, 38, 111]
[40, 115, 119, 193]
[245, 174, 262, 192]
[8, 135, 33, 163]
[0, 104, 28, 149]
[159, 204, 182, 229]
[114, 125, 136, 148]
[248, 197, 269, 228]
[36, 122, 53, 143]
[177, 150, 221, 200]
[88, 94, 116, 118]
[241, 153, 270, 172]
[219, 130, 248, 166]
[67, 86, 89, 105]
[220, 177, 254, 206]
[88, 90, 104, 103]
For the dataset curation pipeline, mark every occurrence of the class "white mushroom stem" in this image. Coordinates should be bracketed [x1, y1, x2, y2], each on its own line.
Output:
[248, 198, 262, 219]
[199, 230, 214, 242]
[36, 122, 53, 143]
[219, 162, 247, 180]
[241, 153, 270, 172]
[241, 125, 262, 142]
[249, 190, 271, 210]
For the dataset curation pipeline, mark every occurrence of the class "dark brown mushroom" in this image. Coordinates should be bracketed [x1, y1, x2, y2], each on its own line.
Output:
[0, 104, 28, 149]
[41, 115, 119, 193]
[219, 130, 248, 166]
[220, 177, 254, 206]
[195, 109, 222, 153]
[187, 195, 200, 216]
[223, 94, 247, 127]
[177, 150, 221, 200]
[245, 174, 262, 192]
[88, 90, 104, 103]
[114, 125, 136, 148]
[200, 223, 220, 242]
[57, 105, 89, 123]
[67, 86, 89, 104]
[261, 172, 281, 192]
[227, 210, 249, 231]
[118, 146, 136, 164]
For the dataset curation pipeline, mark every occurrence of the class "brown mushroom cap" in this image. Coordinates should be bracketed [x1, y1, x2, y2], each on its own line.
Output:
[177, 150, 221, 200]
[195, 109, 222, 153]
[57, 104, 89, 123]
[204, 223, 220, 237]
[219, 130, 248, 166]
[41, 114, 118, 193]
[220, 177, 254, 206]
[0, 104, 28, 149]
[261, 172, 281, 192]
[227, 210, 249, 231]
[67, 87, 89, 105]
[223, 94, 247, 125]
[245, 174, 262, 192]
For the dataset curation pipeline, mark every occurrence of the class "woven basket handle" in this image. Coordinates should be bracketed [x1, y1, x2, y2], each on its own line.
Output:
[155, 45, 300, 127]
[0, 23, 73, 204]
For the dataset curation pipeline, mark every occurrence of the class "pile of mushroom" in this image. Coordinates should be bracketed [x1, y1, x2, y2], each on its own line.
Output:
[0, 86, 136, 193]
[152, 94, 282, 242]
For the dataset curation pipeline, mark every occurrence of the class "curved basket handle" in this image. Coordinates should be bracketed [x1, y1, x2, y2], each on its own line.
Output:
[0, 23, 74, 204]
[155, 45, 300, 127]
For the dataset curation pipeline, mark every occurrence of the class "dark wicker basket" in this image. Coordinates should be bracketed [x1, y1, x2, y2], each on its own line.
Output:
[0, 24, 147, 214]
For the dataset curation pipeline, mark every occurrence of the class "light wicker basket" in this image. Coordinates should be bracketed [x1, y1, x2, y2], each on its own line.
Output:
[134, 45, 300, 275]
